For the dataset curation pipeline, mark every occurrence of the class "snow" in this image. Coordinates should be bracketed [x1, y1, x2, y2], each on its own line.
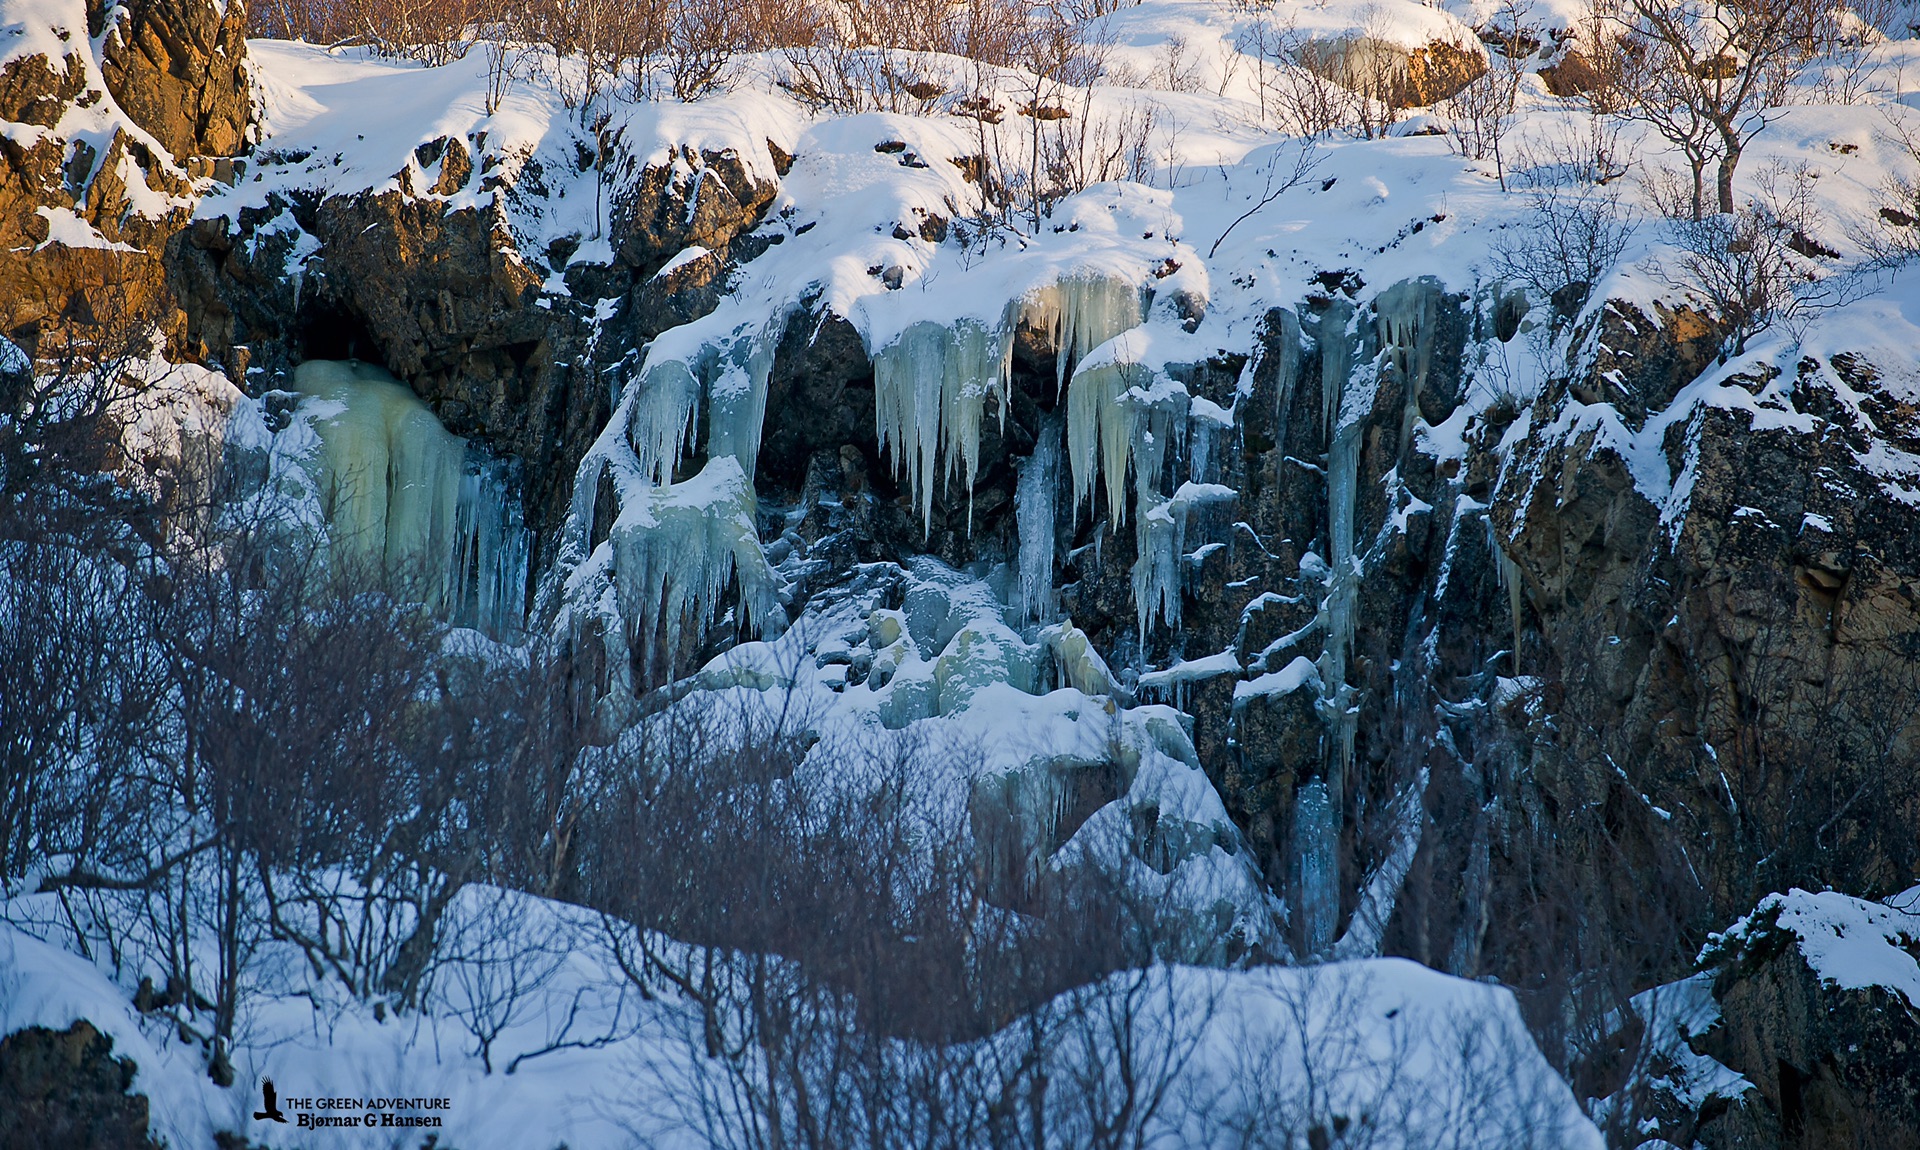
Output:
[1234, 655, 1320, 702]
[1710, 888, 1920, 1009]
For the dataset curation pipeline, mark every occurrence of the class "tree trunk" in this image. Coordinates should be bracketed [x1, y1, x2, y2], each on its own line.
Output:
[1717, 140, 1742, 215]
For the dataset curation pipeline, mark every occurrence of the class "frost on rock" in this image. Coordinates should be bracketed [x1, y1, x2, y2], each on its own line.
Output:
[291, 360, 528, 637]
[611, 456, 779, 671]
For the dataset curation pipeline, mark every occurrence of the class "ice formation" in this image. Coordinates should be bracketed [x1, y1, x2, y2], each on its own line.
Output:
[610, 456, 779, 671]
[870, 318, 1009, 531]
[447, 453, 531, 639]
[292, 360, 528, 637]
[1066, 353, 1142, 524]
[623, 323, 779, 488]
[1294, 778, 1339, 956]
[625, 357, 704, 486]
[866, 271, 1144, 534]
[1487, 518, 1525, 673]
[1132, 481, 1237, 648]
[1015, 414, 1061, 624]
[704, 330, 778, 479]
[1022, 272, 1148, 390]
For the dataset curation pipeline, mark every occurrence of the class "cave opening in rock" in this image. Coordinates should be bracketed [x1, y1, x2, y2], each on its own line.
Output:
[293, 300, 381, 364]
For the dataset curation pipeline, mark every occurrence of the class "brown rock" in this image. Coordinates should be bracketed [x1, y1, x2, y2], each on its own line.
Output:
[0, 1021, 159, 1150]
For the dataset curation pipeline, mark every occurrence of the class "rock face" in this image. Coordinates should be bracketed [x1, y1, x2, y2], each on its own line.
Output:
[0, 0, 249, 348]
[1494, 303, 1920, 928]
[0, 1022, 159, 1150]
[1689, 890, 1920, 1148]
[96, 0, 251, 161]
[1298, 34, 1488, 109]
[168, 140, 779, 551]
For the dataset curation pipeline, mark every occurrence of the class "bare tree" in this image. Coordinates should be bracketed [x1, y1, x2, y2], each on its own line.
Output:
[1610, 0, 1844, 218]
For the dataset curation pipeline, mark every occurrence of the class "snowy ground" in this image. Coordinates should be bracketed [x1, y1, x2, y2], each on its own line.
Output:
[0, 886, 1601, 1150]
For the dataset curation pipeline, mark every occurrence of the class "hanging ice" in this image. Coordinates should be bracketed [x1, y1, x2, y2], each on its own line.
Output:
[611, 456, 778, 672]
[864, 270, 1144, 534]
[1133, 499, 1181, 648]
[870, 318, 1009, 532]
[704, 329, 777, 479]
[1312, 304, 1363, 802]
[446, 451, 530, 639]
[291, 360, 530, 639]
[1131, 482, 1234, 649]
[293, 359, 466, 589]
[625, 357, 703, 486]
[1486, 516, 1524, 674]
[1015, 413, 1061, 624]
[1020, 272, 1147, 390]
[1294, 778, 1339, 955]
[1066, 353, 1140, 525]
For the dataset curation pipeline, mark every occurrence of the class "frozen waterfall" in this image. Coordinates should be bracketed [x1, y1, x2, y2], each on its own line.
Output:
[870, 318, 1008, 532]
[1015, 414, 1061, 624]
[610, 456, 778, 672]
[292, 360, 529, 639]
[1294, 778, 1339, 956]
[866, 271, 1144, 533]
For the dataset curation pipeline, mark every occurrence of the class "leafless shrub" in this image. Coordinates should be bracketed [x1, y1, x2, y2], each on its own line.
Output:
[1649, 161, 1857, 355]
[1235, 13, 1363, 137]
[1439, 1, 1540, 188]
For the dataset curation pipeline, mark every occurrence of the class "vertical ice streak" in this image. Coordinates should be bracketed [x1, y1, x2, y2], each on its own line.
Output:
[1016, 414, 1061, 624]
[1294, 779, 1339, 955]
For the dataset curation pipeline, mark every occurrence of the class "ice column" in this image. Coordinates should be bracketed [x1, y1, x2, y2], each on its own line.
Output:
[446, 450, 530, 639]
[292, 359, 466, 596]
[1294, 778, 1339, 955]
[294, 360, 531, 638]
[705, 330, 777, 480]
[1015, 414, 1061, 624]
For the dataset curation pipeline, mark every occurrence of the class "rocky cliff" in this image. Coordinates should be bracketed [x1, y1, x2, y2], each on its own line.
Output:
[5, 0, 1919, 1143]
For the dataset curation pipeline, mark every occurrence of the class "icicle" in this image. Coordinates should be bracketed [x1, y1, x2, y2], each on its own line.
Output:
[1066, 356, 1141, 524]
[627, 357, 703, 485]
[292, 360, 465, 601]
[870, 318, 1009, 533]
[1015, 413, 1061, 624]
[1133, 498, 1181, 649]
[1019, 272, 1147, 391]
[1294, 779, 1339, 956]
[1486, 517, 1524, 674]
[445, 449, 530, 640]
[1130, 481, 1232, 650]
[610, 456, 777, 672]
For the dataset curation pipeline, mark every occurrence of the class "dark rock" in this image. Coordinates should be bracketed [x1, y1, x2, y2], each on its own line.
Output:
[0, 1022, 159, 1150]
